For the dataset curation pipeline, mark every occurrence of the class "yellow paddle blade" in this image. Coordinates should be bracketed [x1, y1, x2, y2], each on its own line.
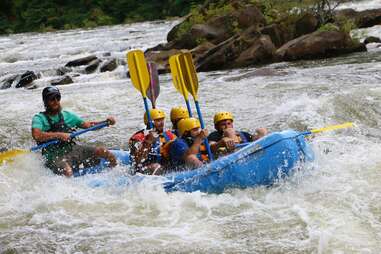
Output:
[169, 54, 189, 100]
[311, 122, 354, 134]
[179, 52, 199, 100]
[0, 149, 29, 164]
[127, 50, 150, 98]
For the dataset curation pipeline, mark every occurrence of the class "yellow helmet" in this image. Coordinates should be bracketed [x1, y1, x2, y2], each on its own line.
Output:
[144, 108, 166, 125]
[178, 117, 201, 137]
[213, 111, 234, 125]
[170, 106, 189, 124]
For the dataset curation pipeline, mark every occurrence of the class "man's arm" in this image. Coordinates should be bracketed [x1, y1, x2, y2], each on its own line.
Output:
[183, 129, 208, 168]
[80, 116, 116, 129]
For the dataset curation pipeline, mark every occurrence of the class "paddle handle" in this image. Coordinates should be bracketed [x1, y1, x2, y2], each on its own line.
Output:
[30, 121, 110, 152]
[194, 100, 213, 161]
[143, 97, 153, 129]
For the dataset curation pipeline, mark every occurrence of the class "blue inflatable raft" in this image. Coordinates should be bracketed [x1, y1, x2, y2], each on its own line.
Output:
[79, 130, 314, 193]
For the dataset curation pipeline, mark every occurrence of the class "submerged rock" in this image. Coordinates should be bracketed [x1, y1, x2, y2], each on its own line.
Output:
[65, 55, 98, 67]
[0, 74, 18, 89]
[15, 71, 38, 88]
[100, 59, 117, 72]
[84, 59, 102, 74]
[51, 75, 73, 86]
[56, 66, 71, 75]
[364, 36, 381, 44]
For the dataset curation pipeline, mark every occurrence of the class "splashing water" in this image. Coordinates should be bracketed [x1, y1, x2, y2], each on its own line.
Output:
[1, 3, 381, 253]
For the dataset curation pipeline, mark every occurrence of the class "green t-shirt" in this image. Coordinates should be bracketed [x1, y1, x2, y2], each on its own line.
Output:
[32, 110, 84, 131]
[32, 110, 85, 162]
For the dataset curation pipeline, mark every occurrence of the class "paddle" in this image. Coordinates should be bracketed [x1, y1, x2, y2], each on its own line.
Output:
[302, 122, 354, 135]
[178, 52, 214, 161]
[146, 62, 160, 109]
[235, 122, 355, 149]
[169, 54, 193, 117]
[127, 50, 153, 129]
[0, 121, 110, 164]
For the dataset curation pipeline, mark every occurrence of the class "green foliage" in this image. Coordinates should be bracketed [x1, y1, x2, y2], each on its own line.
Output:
[336, 17, 356, 34]
[318, 23, 339, 32]
[0, 0, 204, 35]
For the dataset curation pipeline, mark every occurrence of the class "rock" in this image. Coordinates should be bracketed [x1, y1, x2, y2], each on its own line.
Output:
[0, 74, 18, 90]
[295, 13, 319, 37]
[261, 24, 291, 48]
[190, 41, 216, 61]
[51, 75, 73, 86]
[15, 71, 37, 88]
[56, 66, 71, 75]
[84, 59, 102, 74]
[65, 55, 98, 67]
[145, 49, 183, 73]
[335, 8, 381, 28]
[167, 14, 191, 42]
[190, 24, 225, 44]
[100, 59, 118, 72]
[275, 31, 366, 61]
[364, 36, 381, 44]
[165, 4, 266, 50]
[197, 26, 276, 71]
[0, 80, 12, 90]
[355, 9, 381, 28]
[103, 52, 111, 57]
[233, 4, 266, 29]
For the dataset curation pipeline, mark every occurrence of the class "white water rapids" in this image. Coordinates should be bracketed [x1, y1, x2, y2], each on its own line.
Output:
[1, 2, 381, 253]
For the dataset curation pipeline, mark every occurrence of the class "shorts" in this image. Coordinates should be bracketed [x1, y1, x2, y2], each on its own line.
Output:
[47, 145, 100, 175]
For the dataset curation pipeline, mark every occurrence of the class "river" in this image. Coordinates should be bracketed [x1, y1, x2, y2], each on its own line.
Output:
[1, 1, 381, 253]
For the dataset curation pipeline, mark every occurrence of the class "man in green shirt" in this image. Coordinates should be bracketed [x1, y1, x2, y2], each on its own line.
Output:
[32, 86, 117, 177]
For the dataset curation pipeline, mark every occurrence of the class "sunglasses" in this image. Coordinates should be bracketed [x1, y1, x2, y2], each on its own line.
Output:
[48, 95, 61, 102]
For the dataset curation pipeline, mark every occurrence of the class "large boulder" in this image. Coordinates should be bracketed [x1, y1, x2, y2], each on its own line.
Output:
[261, 24, 292, 48]
[190, 41, 216, 61]
[275, 31, 366, 61]
[166, 4, 266, 50]
[145, 49, 183, 73]
[295, 13, 319, 37]
[335, 8, 381, 28]
[355, 9, 381, 28]
[197, 26, 276, 71]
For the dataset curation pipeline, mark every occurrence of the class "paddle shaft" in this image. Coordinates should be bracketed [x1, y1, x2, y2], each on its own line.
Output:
[194, 100, 213, 161]
[185, 100, 193, 117]
[30, 121, 109, 151]
[235, 122, 354, 149]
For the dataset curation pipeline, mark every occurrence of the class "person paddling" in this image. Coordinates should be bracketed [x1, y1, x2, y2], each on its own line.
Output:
[31, 86, 117, 177]
[208, 111, 268, 157]
[170, 106, 190, 136]
[128, 108, 176, 175]
[169, 117, 209, 169]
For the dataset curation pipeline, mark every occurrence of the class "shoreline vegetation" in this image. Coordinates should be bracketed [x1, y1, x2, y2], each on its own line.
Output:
[1, 0, 381, 90]
[0, 0, 204, 35]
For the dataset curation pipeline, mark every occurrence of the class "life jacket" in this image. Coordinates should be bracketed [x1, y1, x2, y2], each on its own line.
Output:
[237, 131, 249, 143]
[150, 130, 176, 163]
[184, 137, 209, 163]
[39, 111, 76, 159]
